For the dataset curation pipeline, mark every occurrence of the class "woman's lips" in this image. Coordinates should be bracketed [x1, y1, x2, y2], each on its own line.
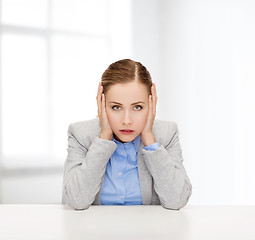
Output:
[120, 130, 134, 135]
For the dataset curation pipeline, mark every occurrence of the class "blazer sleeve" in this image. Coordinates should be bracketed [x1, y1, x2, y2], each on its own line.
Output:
[62, 123, 117, 210]
[141, 122, 192, 210]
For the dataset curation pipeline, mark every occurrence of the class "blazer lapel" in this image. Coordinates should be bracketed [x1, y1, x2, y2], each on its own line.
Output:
[137, 140, 153, 205]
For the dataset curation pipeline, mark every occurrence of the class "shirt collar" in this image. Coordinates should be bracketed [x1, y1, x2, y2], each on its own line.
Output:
[112, 134, 141, 153]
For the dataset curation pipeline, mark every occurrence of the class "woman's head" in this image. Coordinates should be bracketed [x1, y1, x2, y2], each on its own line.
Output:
[100, 59, 153, 143]
[101, 59, 152, 96]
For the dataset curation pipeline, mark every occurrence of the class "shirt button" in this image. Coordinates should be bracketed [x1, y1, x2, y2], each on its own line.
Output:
[120, 195, 124, 199]
[121, 152, 124, 154]
[118, 172, 122, 176]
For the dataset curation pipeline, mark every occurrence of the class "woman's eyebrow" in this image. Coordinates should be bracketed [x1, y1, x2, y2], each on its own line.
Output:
[110, 101, 145, 105]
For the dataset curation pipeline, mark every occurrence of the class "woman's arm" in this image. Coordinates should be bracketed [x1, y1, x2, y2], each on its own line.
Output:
[62, 123, 117, 210]
[141, 122, 192, 210]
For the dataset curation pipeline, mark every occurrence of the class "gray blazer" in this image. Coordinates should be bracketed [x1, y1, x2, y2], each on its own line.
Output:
[62, 118, 192, 210]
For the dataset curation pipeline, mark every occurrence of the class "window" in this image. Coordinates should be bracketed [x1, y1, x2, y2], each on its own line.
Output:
[0, 0, 132, 203]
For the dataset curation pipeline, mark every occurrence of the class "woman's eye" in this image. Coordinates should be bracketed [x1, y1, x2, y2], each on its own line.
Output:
[112, 105, 121, 110]
[112, 105, 143, 111]
[134, 105, 143, 110]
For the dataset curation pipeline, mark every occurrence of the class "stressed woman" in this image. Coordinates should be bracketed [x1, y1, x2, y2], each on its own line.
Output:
[62, 59, 192, 210]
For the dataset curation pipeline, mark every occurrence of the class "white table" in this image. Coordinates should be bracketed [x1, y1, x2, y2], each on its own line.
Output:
[0, 205, 254, 240]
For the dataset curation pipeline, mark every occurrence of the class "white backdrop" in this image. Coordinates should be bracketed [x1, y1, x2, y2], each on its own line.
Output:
[132, 0, 255, 205]
[0, 0, 254, 205]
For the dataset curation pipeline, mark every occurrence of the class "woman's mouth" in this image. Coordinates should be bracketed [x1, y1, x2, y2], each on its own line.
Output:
[120, 129, 134, 135]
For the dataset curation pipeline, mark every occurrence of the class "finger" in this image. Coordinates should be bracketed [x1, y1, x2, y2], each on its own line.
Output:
[97, 86, 103, 115]
[101, 93, 106, 115]
[96, 89, 101, 113]
[96, 82, 101, 99]
[151, 84, 155, 116]
[152, 83, 157, 116]
[102, 93, 108, 121]
[97, 99, 100, 115]
[149, 95, 153, 119]
[152, 83, 157, 99]
[153, 83, 158, 100]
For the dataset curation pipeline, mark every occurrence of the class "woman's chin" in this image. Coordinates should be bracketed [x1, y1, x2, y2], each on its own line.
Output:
[114, 133, 135, 143]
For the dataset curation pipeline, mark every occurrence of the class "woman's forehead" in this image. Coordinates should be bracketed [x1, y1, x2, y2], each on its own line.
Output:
[106, 82, 148, 97]
[109, 100, 145, 105]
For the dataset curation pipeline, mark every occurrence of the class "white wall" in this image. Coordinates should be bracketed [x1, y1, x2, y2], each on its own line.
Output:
[1, 0, 254, 205]
[131, 0, 163, 87]
[0, 0, 133, 204]
[132, 0, 255, 205]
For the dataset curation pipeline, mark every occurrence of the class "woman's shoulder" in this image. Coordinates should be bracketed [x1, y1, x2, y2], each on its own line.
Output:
[67, 118, 101, 140]
[153, 119, 178, 132]
[68, 118, 100, 129]
[153, 119, 180, 145]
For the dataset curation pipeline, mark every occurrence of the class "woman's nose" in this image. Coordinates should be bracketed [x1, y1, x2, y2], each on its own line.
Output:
[122, 111, 133, 125]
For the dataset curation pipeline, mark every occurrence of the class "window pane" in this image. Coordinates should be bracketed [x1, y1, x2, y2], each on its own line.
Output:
[51, 35, 109, 160]
[2, 0, 48, 28]
[1, 34, 48, 163]
[52, 0, 108, 34]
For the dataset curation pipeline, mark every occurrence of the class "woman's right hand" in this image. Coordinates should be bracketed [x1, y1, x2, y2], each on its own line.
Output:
[96, 82, 113, 140]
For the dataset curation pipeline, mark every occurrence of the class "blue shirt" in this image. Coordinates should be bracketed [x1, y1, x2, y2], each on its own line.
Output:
[100, 134, 160, 205]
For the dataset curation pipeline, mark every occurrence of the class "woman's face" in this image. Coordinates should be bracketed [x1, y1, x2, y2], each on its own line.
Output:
[105, 81, 149, 143]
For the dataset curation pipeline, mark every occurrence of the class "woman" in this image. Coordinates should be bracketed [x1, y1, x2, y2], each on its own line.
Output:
[62, 59, 192, 210]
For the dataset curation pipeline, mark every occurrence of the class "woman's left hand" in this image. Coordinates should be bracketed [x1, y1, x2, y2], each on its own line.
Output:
[141, 83, 158, 146]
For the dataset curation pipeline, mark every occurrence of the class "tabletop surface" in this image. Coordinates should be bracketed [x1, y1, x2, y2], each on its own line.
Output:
[0, 204, 255, 240]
